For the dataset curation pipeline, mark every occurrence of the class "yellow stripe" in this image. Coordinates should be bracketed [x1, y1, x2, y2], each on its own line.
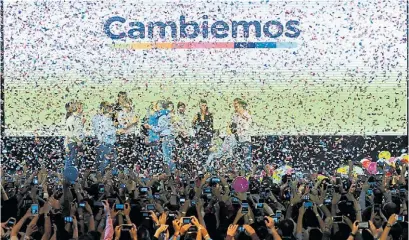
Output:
[130, 43, 153, 49]
[155, 43, 173, 49]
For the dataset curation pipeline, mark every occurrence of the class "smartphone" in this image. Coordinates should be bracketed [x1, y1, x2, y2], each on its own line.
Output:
[275, 210, 282, 218]
[94, 202, 104, 207]
[304, 201, 313, 208]
[397, 215, 405, 222]
[211, 177, 221, 184]
[154, 193, 160, 199]
[367, 189, 373, 195]
[238, 226, 245, 232]
[191, 200, 196, 206]
[121, 224, 133, 231]
[79, 202, 86, 208]
[57, 185, 63, 190]
[358, 222, 369, 229]
[180, 198, 186, 204]
[256, 203, 263, 209]
[141, 211, 150, 217]
[31, 204, 39, 215]
[332, 216, 343, 223]
[273, 217, 279, 223]
[120, 183, 126, 189]
[203, 188, 212, 194]
[98, 184, 104, 194]
[374, 203, 381, 213]
[182, 217, 192, 224]
[33, 176, 39, 185]
[139, 187, 149, 193]
[6, 218, 16, 228]
[335, 177, 341, 185]
[64, 216, 73, 223]
[302, 195, 310, 201]
[115, 204, 125, 210]
[189, 180, 195, 187]
[324, 198, 332, 204]
[146, 204, 155, 211]
[232, 197, 239, 204]
[242, 202, 249, 213]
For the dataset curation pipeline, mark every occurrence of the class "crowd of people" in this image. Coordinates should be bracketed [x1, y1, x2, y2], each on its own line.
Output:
[1, 159, 408, 240]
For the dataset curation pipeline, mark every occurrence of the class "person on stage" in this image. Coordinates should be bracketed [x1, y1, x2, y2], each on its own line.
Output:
[112, 91, 129, 125]
[116, 98, 139, 165]
[64, 100, 85, 170]
[230, 98, 253, 171]
[141, 101, 169, 170]
[173, 102, 192, 164]
[192, 99, 214, 163]
[92, 102, 124, 173]
[144, 101, 175, 172]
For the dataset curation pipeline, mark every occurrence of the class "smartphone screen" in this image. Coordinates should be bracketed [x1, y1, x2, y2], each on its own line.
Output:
[333, 216, 343, 223]
[256, 203, 263, 209]
[242, 202, 249, 213]
[146, 204, 155, 210]
[98, 184, 104, 193]
[79, 202, 86, 208]
[358, 222, 369, 229]
[64, 216, 73, 223]
[6, 219, 15, 227]
[115, 204, 125, 210]
[121, 224, 133, 231]
[180, 198, 186, 204]
[275, 210, 282, 218]
[304, 201, 313, 208]
[182, 217, 191, 224]
[31, 204, 39, 215]
[33, 177, 38, 185]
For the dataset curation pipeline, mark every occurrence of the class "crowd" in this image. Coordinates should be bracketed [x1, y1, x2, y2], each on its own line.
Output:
[1, 159, 408, 240]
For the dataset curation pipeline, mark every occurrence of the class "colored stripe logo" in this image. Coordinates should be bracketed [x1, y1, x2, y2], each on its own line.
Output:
[112, 42, 298, 49]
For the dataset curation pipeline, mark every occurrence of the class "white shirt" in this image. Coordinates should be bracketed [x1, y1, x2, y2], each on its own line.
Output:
[173, 112, 192, 137]
[231, 110, 252, 142]
[65, 113, 85, 146]
[117, 109, 138, 135]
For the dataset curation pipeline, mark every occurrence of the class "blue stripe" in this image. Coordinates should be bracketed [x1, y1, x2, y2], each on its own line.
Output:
[233, 42, 297, 48]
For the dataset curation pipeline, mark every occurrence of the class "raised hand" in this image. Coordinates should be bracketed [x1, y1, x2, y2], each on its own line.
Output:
[264, 216, 275, 229]
[158, 212, 168, 225]
[227, 224, 238, 237]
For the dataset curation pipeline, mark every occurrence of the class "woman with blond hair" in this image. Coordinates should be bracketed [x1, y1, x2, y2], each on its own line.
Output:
[64, 100, 85, 170]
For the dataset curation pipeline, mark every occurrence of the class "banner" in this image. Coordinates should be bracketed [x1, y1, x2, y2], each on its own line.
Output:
[3, 0, 407, 136]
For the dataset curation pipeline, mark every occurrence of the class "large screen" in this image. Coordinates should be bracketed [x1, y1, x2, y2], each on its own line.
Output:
[3, 0, 407, 136]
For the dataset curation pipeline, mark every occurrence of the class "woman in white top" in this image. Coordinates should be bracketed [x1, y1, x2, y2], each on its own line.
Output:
[116, 99, 139, 164]
[64, 100, 85, 170]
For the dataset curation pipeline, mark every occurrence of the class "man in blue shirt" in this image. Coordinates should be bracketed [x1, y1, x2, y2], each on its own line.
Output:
[145, 101, 175, 172]
[92, 102, 124, 173]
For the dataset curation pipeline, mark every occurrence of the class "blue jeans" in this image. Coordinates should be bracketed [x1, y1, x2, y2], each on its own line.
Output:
[96, 143, 116, 174]
[162, 136, 175, 172]
[234, 141, 252, 171]
[64, 142, 82, 170]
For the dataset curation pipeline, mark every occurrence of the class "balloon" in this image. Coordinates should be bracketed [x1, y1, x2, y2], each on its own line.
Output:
[401, 154, 409, 164]
[232, 176, 249, 193]
[361, 159, 371, 169]
[378, 151, 391, 160]
[367, 162, 377, 175]
[64, 166, 78, 183]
